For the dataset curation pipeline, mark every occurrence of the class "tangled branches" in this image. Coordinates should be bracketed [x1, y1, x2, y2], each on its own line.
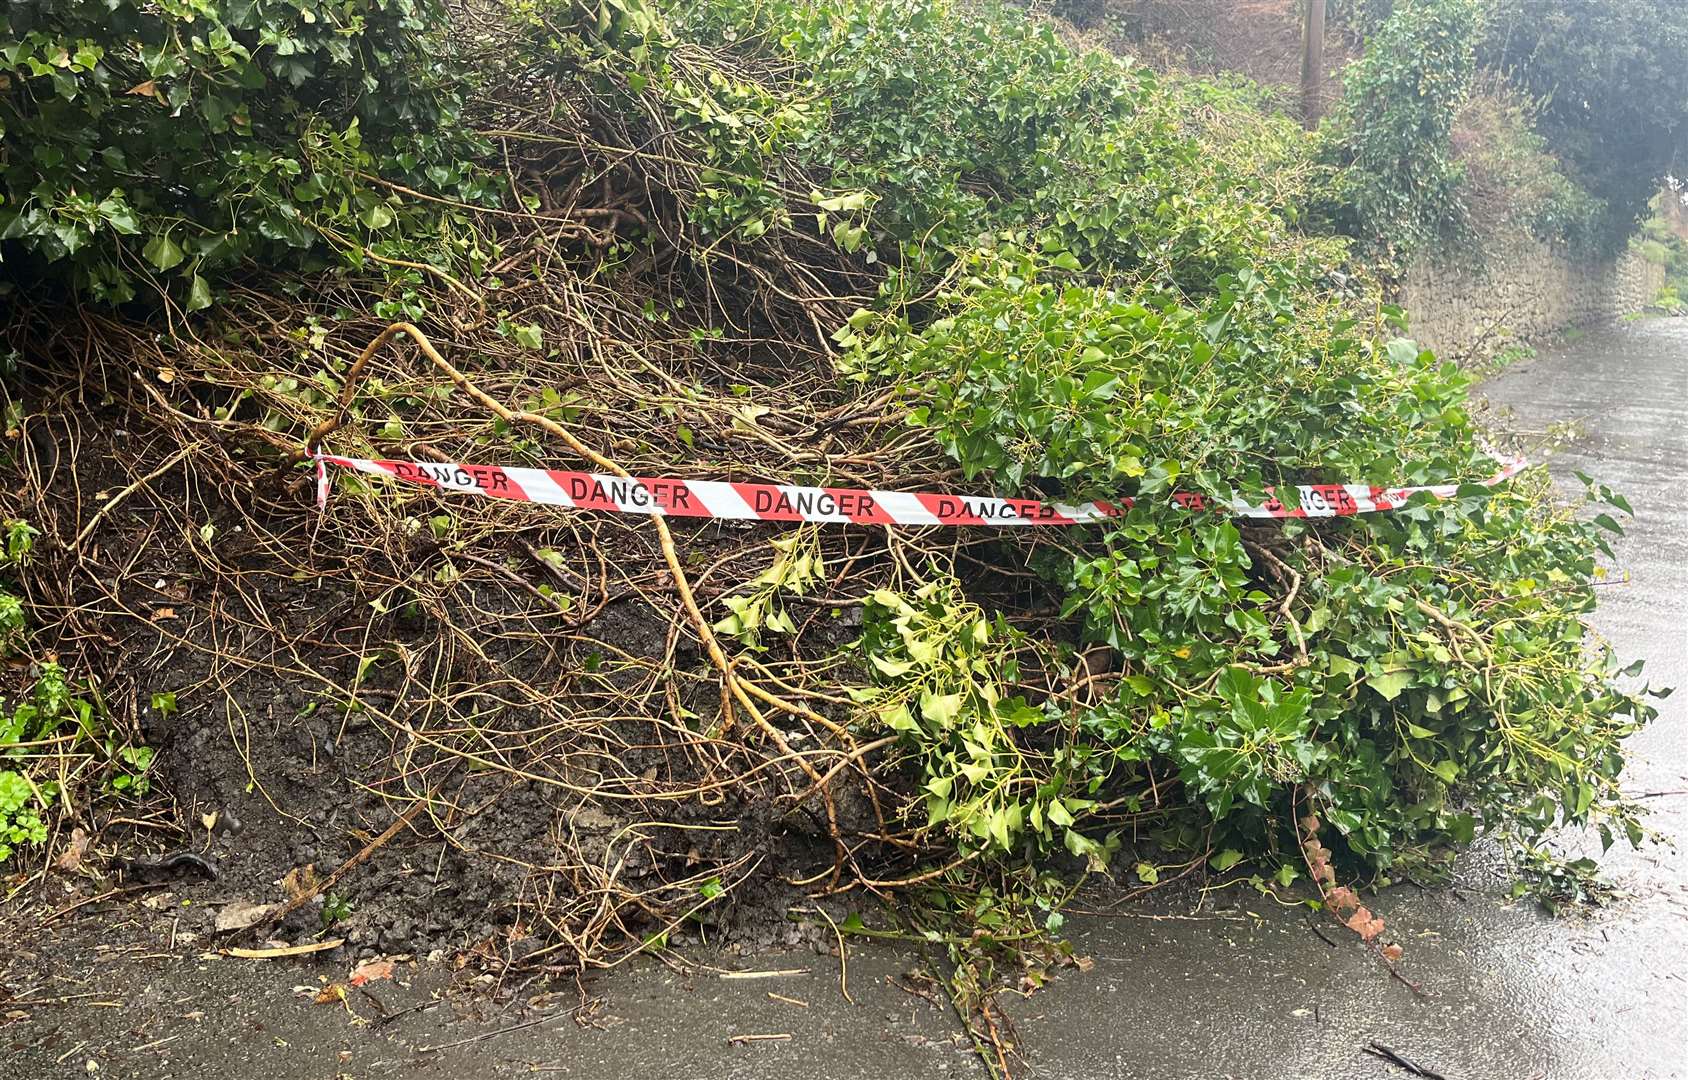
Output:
[0, 5, 1658, 1039]
[0, 167, 1078, 973]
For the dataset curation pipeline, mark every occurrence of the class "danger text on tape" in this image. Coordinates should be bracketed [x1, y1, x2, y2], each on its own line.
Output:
[311, 452, 1527, 527]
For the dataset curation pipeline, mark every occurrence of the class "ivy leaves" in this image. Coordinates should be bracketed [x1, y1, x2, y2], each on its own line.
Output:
[766, 0, 1658, 878]
[1173, 668, 1319, 820]
[872, 245, 1477, 511]
[645, 0, 1659, 884]
[141, 233, 185, 274]
[855, 581, 1109, 865]
[1320, 0, 1482, 262]
[0, 0, 495, 306]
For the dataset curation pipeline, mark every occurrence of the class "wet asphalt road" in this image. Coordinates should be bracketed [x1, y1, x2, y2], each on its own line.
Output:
[7, 317, 1685, 1080]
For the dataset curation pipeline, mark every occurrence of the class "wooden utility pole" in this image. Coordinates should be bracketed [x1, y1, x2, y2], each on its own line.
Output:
[1300, 0, 1327, 130]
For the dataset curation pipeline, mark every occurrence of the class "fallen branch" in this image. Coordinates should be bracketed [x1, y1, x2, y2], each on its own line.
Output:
[304, 321, 851, 884]
[224, 938, 345, 959]
[248, 798, 429, 937]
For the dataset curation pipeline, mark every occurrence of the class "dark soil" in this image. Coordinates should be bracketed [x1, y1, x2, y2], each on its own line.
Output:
[2, 389, 865, 978]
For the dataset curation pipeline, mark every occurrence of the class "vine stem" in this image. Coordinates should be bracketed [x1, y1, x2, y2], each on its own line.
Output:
[301, 322, 849, 881]
[71, 444, 198, 550]
[1293, 784, 1429, 999]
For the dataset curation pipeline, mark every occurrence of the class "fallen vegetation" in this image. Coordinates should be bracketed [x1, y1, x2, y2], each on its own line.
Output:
[0, 0, 1667, 1053]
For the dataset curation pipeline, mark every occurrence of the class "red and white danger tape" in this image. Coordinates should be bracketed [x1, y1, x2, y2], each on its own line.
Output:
[311, 452, 1527, 527]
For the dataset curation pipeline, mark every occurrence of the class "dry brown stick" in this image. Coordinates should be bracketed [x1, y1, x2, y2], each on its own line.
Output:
[71, 445, 197, 550]
[455, 550, 571, 613]
[304, 322, 850, 880]
[978, 996, 1014, 1080]
[35, 884, 164, 927]
[302, 322, 740, 729]
[249, 798, 428, 936]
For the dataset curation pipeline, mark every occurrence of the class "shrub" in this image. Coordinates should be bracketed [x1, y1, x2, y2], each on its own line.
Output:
[1479, 0, 1688, 252]
[0, 0, 496, 306]
[554, 0, 1658, 878]
[1639, 205, 1688, 303]
[848, 236, 1654, 871]
[669, 0, 1332, 297]
[1319, 0, 1483, 264]
[1449, 90, 1604, 254]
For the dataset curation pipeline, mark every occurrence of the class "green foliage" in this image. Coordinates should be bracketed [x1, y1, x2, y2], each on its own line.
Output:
[1330, 0, 1401, 34]
[0, 0, 497, 305]
[506, 0, 811, 247]
[1320, 0, 1482, 262]
[0, 662, 91, 864]
[3, 518, 36, 563]
[1471, 341, 1535, 378]
[1171, 667, 1319, 820]
[1, 524, 84, 866]
[851, 244, 1447, 502]
[1510, 847, 1613, 915]
[853, 580, 1116, 869]
[1479, 0, 1688, 252]
[1450, 91, 1604, 254]
[1332, 1, 1684, 256]
[322, 891, 354, 925]
[1652, 284, 1685, 315]
[1, 520, 149, 865]
[0, 768, 48, 864]
[660, 0, 1332, 297]
[793, 0, 1659, 877]
[1639, 205, 1688, 308]
[866, 241, 1657, 867]
[0, 591, 20, 651]
[862, 241, 1657, 867]
[672, 0, 1124, 256]
[110, 745, 155, 795]
[1637, 240, 1671, 266]
[714, 529, 823, 648]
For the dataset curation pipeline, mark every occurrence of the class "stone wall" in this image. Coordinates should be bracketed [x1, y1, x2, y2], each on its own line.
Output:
[1396, 236, 1665, 361]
